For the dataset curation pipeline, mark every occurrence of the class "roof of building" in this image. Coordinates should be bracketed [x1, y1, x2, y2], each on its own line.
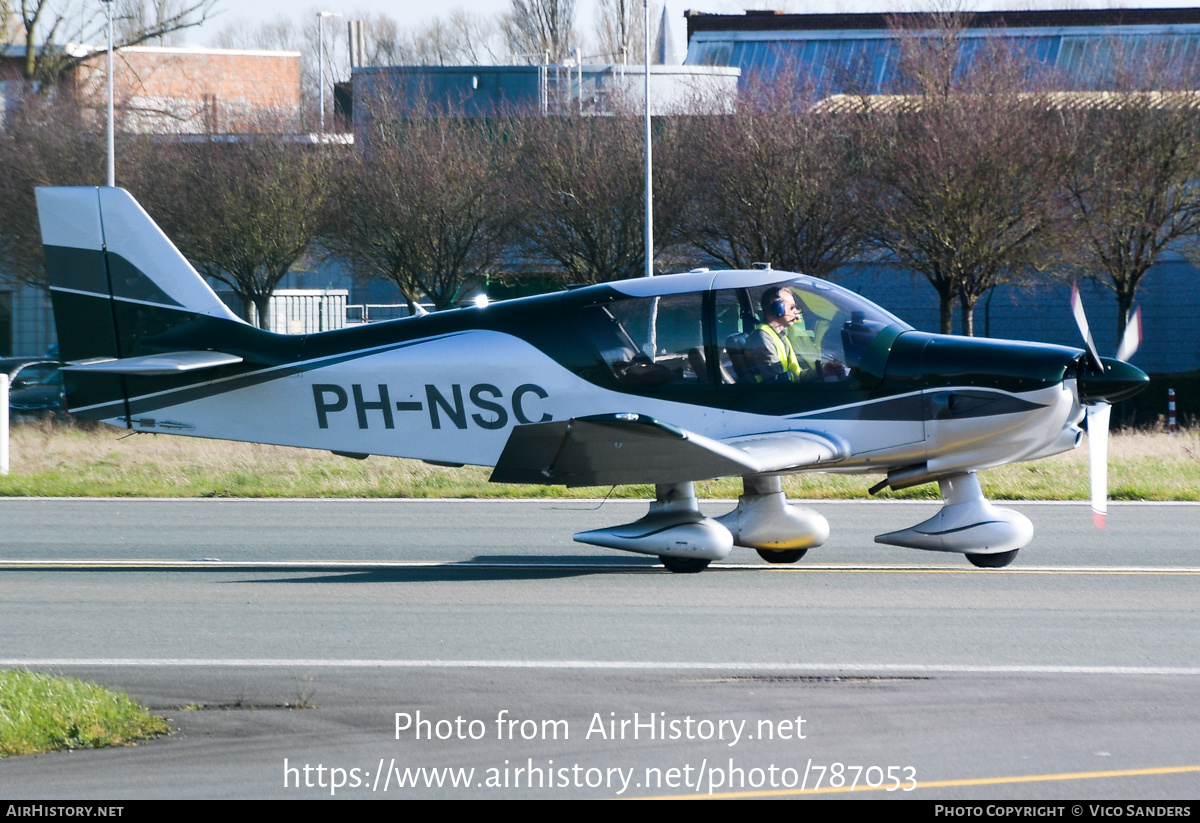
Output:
[683, 7, 1200, 95]
[811, 89, 1200, 113]
[2, 43, 300, 59]
[685, 7, 1200, 37]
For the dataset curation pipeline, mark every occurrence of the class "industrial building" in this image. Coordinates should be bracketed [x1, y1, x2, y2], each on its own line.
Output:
[350, 62, 739, 125]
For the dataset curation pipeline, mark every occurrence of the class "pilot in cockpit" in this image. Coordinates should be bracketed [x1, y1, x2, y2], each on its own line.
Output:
[747, 286, 844, 383]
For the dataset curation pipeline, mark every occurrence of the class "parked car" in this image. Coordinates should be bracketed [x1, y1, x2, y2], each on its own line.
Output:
[1, 358, 60, 392]
[8, 365, 65, 422]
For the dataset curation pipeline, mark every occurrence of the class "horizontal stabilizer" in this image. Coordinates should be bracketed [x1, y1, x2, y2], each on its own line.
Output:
[64, 351, 243, 375]
[490, 413, 845, 486]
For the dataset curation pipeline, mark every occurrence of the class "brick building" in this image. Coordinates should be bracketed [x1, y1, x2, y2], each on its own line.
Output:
[79, 45, 302, 134]
[1, 44, 301, 133]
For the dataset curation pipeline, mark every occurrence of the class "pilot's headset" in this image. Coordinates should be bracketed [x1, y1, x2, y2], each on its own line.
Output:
[764, 287, 789, 320]
[766, 287, 814, 339]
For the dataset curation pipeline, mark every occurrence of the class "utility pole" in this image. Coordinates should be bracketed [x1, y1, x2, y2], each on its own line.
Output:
[644, 0, 653, 277]
[103, 0, 115, 186]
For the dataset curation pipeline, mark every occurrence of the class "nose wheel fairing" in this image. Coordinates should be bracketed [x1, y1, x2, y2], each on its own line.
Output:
[875, 472, 1032, 556]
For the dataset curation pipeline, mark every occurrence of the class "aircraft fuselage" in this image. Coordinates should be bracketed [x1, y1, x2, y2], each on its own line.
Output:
[61, 269, 1114, 488]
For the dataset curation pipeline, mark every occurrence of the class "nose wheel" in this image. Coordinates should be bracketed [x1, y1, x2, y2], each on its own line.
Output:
[966, 549, 1019, 568]
[659, 556, 711, 574]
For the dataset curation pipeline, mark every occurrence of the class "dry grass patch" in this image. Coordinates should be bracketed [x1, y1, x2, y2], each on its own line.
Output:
[1, 420, 1197, 501]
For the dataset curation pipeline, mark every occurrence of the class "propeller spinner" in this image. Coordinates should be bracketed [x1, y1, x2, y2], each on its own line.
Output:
[1070, 282, 1149, 528]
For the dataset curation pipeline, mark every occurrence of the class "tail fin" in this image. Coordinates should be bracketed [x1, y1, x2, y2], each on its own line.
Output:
[37, 187, 241, 340]
[36, 187, 247, 420]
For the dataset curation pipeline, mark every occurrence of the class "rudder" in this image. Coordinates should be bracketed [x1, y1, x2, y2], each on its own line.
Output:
[36, 186, 246, 421]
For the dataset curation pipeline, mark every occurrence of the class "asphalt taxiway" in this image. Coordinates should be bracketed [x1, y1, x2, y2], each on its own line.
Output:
[0, 498, 1197, 799]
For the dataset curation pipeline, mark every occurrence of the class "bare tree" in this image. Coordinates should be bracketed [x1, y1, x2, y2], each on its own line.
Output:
[863, 22, 1069, 335]
[211, 13, 297, 51]
[1, 1, 19, 46]
[593, 0, 645, 64]
[381, 9, 508, 66]
[15, 0, 215, 85]
[680, 71, 868, 278]
[128, 134, 331, 327]
[114, 0, 191, 45]
[1060, 65, 1200, 341]
[516, 112, 689, 283]
[0, 93, 106, 289]
[326, 109, 517, 311]
[504, 0, 576, 63]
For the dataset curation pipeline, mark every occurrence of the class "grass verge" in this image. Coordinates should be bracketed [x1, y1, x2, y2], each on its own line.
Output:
[0, 669, 168, 757]
[0, 420, 1198, 501]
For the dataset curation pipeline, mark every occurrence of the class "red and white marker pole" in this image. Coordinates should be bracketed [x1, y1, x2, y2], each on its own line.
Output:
[1168, 388, 1177, 435]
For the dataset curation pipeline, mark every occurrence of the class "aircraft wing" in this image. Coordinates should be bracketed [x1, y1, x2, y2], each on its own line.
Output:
[490, 413, 847, 487]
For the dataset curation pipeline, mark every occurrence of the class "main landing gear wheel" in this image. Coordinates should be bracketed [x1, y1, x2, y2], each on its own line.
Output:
[756, 548, 808, 564]
[659, 556, 711, 574]
[966, 549, 1019, 568]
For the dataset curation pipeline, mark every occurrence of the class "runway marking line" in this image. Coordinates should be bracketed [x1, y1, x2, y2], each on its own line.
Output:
[3, 659, 1200, 675]
[1, 559, 1198, 576]
[639, 763, 1200, 800]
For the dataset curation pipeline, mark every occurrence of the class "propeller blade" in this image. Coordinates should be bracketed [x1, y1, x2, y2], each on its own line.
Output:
[1071, 281, 1103, 370]
[1087, 402, 1111, 529]
[1115, 306, 1143, 363]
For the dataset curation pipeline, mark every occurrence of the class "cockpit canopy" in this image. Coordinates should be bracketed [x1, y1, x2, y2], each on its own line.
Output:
[580, 274, 909, 391]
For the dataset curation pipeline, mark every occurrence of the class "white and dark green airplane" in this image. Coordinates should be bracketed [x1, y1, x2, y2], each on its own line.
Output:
[36, 186, 1148, 572]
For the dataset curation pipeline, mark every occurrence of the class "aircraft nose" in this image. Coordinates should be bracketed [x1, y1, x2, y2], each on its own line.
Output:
[1077, 357, 1149, 404]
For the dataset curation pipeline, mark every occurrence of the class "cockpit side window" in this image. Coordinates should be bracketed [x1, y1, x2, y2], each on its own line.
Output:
[581, 294, 708, 389]
[718, 278, 899, 388]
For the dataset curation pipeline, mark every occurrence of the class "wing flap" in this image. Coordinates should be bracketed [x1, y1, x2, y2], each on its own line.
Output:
[490, 413, 846, 487]
[64, 351, 243, 375]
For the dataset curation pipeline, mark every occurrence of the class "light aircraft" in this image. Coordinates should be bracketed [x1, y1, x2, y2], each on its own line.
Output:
[36, 186, 1148, 572]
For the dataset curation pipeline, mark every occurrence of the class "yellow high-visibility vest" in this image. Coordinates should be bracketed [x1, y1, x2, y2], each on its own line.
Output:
[755, 323, 801, 381]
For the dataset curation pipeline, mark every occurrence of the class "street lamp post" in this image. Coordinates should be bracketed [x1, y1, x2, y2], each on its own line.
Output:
[317, 11, 343, 134]
[644, 0, 653, 277]
[102, 0, 114, 186]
